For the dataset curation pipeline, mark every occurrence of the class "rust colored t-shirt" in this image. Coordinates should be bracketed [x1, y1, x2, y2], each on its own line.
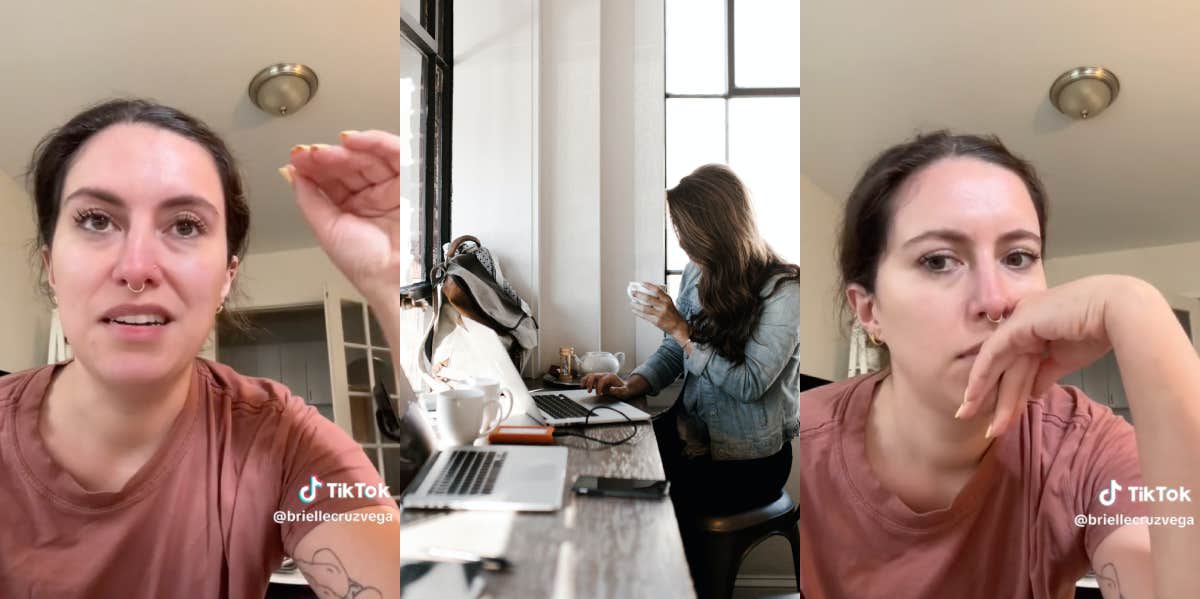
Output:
[0, 358, 395, 598]
[799, 370, 1151, 599]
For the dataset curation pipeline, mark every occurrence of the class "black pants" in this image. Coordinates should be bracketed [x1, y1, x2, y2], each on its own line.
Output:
[653, 405, 793, 596]
[654, 406, 793, 516]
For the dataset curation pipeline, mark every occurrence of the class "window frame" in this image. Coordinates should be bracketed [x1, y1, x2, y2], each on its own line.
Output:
[401, 0, 453, 304]
[663, 0, 800, 283]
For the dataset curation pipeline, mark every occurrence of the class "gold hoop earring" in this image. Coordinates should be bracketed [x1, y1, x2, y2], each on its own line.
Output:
[869, 332, 883, 347]
[216, 304, 224, 315]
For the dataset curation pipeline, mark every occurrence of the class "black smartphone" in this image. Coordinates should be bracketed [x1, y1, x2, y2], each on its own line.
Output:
[572, 475, 670, 499]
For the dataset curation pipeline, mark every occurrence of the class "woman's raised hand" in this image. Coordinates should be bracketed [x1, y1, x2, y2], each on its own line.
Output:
[281, 130, 400, 305]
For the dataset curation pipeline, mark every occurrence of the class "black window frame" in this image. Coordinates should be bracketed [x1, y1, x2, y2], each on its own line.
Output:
[401, 0, 453, 304]
[663, 0, 800, 283]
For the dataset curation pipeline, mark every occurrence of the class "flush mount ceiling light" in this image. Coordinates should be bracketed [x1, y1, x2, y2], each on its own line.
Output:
[1049, 66, 1120, 120]
[248, 63, 319, 117]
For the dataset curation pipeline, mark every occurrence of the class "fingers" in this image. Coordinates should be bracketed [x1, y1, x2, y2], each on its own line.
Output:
[288, 145, 353, 204]
[961, 324, 1025, 418]
[631, 290, 659, 307]
[1031, 350, 1071, 399]
[282, 165, 340, 245]
[986, 355, 1036, 439]
[338, 130, 401, 173]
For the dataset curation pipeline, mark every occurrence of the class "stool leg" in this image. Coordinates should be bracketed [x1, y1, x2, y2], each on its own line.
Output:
[698, 531, 739, 599]
[786, 523, 801, 591]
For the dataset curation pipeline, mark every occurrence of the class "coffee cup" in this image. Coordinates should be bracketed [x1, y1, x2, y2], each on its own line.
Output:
[627, 281, 657, 306]
[436, 388, 504, 446]
[467, 376, 514, 427]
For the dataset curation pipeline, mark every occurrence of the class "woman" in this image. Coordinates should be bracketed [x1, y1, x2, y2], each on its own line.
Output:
[581, 164, 800, 582]
[799, 131, 1200, 598]
[0, 99, 403, 598]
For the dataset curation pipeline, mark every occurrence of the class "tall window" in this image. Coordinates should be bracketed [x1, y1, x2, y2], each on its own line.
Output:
[400, 1, 452, 393]
[664, 0, 799, 296]
[401, 0, 452, 299]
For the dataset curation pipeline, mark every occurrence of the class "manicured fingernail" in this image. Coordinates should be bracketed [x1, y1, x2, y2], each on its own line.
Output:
[311, 143, 332, 152]
[984, 424, 994, 439]
[339, 130, 359, 139]
[277, 166, 294, 185]
[954, 402, 968, 419]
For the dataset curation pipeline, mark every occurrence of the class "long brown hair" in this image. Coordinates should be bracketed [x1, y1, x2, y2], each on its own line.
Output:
[667, 164, 799, 365]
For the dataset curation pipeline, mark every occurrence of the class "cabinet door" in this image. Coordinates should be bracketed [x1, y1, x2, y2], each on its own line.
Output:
[1103, 351, 1127, 409]
[324, 285, 403, 499]
[1059, 368, 1084, 391]
[1080, 355, 1111, 405]
[1163, 291, 1200, 350]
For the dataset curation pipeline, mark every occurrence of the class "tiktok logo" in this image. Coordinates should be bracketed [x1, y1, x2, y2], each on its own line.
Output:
[298, 476, 323, 504]
[1099, 479, 1123, 507]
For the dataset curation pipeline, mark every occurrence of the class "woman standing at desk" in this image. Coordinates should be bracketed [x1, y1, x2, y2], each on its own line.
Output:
[582, 164, 800, 570]
[798, 131, 1200, 598]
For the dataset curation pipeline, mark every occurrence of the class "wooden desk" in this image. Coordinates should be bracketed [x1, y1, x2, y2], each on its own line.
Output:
[400, 397, 696, 598]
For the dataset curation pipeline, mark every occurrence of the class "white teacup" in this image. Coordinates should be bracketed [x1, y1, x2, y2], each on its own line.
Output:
[627, 281, 657, 306]
[467, 376, 514, 426]
[436, 388, 503, 445]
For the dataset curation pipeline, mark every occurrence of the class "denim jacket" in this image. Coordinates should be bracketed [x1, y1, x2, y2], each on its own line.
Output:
[631, 262, 800, 460]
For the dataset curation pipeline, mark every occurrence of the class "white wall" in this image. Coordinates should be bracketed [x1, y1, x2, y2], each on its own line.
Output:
[0, 172, 50, 372]
[450, 0, 538, 332]
[800, 174, 847, 381]
[1046, 241, 1200, 296]
[234, 245, 359, 310]
[452, 0, 665, 374]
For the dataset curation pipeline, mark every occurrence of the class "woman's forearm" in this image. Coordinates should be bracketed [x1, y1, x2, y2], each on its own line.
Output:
[625, 374, 652, 398]
[1107, 277, 1200, 596]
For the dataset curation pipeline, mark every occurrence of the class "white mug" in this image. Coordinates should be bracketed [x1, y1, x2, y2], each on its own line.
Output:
[436, 388, 503, 445]
[627, 281, 657, 306]
[467, 376, 514, 426]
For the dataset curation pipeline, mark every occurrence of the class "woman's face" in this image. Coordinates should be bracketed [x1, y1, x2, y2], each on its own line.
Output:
[43, 123, 237, 385]
[852, 157, 1046, 408]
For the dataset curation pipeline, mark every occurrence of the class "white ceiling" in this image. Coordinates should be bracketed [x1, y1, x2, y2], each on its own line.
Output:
[801, 0, 1200, 257]
[0, 1, 400, 254]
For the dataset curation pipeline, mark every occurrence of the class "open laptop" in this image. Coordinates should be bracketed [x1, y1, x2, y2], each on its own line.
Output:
[521, 387, 651, 427]
[483, 344, 651, 427]
[400, 442, 568, 511]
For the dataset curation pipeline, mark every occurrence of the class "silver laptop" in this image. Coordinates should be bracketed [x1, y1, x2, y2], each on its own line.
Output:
[472, 338, 651, 427]
[401, 443, 568, 511]
[522, 387, 651, 427]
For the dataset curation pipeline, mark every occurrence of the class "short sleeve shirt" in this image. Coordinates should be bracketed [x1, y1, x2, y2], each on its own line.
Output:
[798, 370, 1150, 599]
[0, 358, 395, 598]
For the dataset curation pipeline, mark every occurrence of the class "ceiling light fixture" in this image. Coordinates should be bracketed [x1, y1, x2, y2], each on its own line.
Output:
[248, 63, 319, 117]
[1049, 66, 1120, 120]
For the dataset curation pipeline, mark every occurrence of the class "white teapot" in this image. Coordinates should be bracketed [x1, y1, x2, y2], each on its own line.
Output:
[577, 351, 625, 375]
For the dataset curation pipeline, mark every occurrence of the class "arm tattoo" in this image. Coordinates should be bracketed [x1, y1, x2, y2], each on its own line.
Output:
[293, 547, 384, 599]
[1096, 562, 1127, 599]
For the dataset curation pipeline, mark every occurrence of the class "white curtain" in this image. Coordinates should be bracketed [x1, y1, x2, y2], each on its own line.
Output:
[847, 321, 882, 378]
[47, 309, 72, 364]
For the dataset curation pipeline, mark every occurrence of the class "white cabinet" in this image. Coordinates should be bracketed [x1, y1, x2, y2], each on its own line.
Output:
[1059, 289, 1199, 425]
[217, 292, 404, 498]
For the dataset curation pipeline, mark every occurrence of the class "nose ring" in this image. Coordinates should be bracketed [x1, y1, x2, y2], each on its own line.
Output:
[986, 312, 1005, 324]
[128, 281, 146, 294]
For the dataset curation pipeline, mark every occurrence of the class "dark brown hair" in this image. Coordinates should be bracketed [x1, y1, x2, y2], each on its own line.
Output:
[837, 131, 1048, 301]
[667, 164, 800, 365]
[27, 98, 252, 327]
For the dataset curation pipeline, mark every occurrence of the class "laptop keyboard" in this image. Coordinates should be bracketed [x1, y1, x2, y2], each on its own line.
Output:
[429, 450, 506, 496]
[534, 394, 592, 419]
